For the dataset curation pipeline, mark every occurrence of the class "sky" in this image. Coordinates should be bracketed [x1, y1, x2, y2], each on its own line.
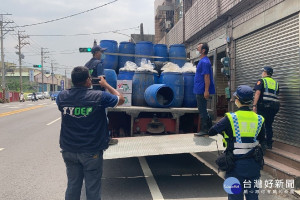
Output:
[1, 0, 155, 77]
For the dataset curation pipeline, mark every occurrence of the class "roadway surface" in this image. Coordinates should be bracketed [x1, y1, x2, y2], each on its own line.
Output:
[0, 100, 296, 200]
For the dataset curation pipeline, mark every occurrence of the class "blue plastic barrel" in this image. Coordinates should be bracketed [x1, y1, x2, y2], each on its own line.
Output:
[144, 84, 174, 108]
[132, 71, 154, 106]
[104, 69, 117, 89]
[154, 44, 168, 62]
[169, 44, 186, 67]
[118, 70, 135, 80]
[160, 72, 184, 107]
[183, 73, 197, 107]
[100, 40, 118, 70]
[135, 41, 154, 66]
[119, 42, 135, 69]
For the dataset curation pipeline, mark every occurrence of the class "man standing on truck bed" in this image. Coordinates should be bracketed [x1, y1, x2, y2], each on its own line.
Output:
[193, 42, 215, 136]
[85, 43, 118, 145]
[85, 43, 106, 90]
[57, 66, 124, 200]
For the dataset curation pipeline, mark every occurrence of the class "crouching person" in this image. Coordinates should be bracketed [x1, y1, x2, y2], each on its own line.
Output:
[200, 85, 266, 200]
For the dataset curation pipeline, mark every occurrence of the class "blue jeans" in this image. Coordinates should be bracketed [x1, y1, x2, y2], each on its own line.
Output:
[196, 94, 208, 131]
[62, 150, 103, 200]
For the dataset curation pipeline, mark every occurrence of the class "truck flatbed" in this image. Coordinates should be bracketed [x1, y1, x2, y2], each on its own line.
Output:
[107, 106, 212, 135]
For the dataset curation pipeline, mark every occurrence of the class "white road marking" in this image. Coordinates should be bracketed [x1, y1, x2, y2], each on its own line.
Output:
[47, 117, 61, 126]
[190, 153, 225, 180]
[28, 104, 34, 105]
[8, 107, 20, 109]
[139, 157, 164, 200]
[0, 148, 5, 151]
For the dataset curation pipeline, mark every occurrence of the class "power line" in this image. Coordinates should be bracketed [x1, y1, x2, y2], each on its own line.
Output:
[12, 0, 118, 28]
[28, 26, 139, 37]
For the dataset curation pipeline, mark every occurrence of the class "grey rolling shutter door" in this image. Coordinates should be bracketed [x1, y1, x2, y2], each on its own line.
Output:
[235, 14, 300, 147]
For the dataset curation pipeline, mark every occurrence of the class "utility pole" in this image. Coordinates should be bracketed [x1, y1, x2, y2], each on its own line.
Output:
[41, 47, 44, 93]
[51, 61, 54, 93]
[40, 48, 49, 93]
[0, 14, 13, 102]
[17, 31, 29, 93]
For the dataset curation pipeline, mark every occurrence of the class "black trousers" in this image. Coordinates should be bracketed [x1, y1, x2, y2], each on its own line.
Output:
[258, 104, 279, 145]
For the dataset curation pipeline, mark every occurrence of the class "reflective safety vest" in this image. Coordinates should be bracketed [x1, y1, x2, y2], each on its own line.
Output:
[262, 77, 279, 102]
[223, 111, 264, 155]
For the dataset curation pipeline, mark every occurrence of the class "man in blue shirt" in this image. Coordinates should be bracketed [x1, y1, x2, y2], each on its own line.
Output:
[193, 43, 215, 136]
[57, 66, 124, 200]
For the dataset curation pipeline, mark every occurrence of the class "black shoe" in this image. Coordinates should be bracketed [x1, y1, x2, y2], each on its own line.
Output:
[266, 144, 272, 149]
[109, 138, 118, 145]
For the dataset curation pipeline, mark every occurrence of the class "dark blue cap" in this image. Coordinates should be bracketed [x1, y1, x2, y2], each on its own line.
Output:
[233, 85, 253, 104]
[262, 66, 273, 75]
[91, 45, 106, 53]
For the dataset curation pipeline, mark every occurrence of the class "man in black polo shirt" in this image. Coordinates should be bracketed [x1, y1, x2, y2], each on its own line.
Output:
[57, 66, 124, 200]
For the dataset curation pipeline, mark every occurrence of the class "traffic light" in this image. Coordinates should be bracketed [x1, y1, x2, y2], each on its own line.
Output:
[221, 57, 230, 78]
[79, 48, 92, 53]
[33, 65, 42, 68]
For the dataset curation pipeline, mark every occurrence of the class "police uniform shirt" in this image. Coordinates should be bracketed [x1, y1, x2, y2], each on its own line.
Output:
[208, 106, 266, 147]
[254, 78, 279, 104]
[85, 58, 104, 77]
[57, 87, 119, 153]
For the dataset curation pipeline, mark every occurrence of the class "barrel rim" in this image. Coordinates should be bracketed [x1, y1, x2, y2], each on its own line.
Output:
[134, 71, 154, 74]
[182, 72, 196, 75]
[120, 41, 135, 45]
[161, 72, 182, 75]
[154, 44, 167, 47]
[100, 40, 118, 44]
[144, 84, 174, 107]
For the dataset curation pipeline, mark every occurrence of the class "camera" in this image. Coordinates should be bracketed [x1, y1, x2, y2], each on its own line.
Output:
[92, 78, 100, 85]
[91, 76, 105, 85]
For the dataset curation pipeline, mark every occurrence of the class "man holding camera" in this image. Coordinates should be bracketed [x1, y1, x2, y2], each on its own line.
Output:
[57, 66, 124, 200]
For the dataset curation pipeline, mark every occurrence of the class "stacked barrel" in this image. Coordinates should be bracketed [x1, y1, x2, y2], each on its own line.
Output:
[98, 40, 196, 108]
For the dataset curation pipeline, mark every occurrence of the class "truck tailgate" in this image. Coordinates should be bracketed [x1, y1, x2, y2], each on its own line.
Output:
[104, 134, 225, 159]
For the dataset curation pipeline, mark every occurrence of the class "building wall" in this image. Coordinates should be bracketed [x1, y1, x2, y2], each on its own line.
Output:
[235, 13, 300, 147]
[185, 0, 218, 41]
[157, 0, 300, 146]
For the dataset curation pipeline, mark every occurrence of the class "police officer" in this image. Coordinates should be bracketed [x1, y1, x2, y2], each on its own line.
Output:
[253, 66, 280, 149]
[57, 66, 125, 200]
[84, 44, 106, 90]
[201, 85, 266, 200]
